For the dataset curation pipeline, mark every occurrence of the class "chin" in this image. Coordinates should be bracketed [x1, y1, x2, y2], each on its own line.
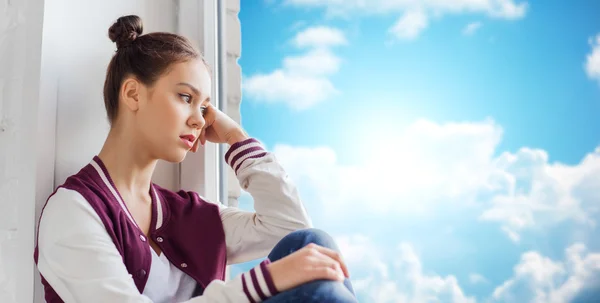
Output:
[160, 149, 189, 163]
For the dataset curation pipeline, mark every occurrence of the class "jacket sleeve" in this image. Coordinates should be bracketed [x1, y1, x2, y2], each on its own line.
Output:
[36, 188, 279, 303]
[216, 138, 313, 264]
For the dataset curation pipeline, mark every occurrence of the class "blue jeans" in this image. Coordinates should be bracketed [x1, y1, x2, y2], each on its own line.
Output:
[264, 228, 358, 303]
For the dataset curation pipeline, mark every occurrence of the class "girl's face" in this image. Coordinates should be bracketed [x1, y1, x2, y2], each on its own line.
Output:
[129, 59, 212, 163]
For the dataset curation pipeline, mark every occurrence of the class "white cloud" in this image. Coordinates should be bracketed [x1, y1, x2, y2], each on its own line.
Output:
[274, 119, 505, 216]
[272, 119, 600, 241]
[242, 70, 337, 110]
[489, 0, 529, 19]
[293, 26, 347, 48]
[284, 0, 528, 19]
[479, 147, 600, 242]
[275, 119, 503, 214]
[585, 34, 600, 83]
[469, 273, 488, 285]
[288, 20, 307, 32]
[283, 0, 527, 40]
[243, 26, 344, 110]
[492, 243, 600, 303]
[282, 48, 341, 76]
[463, 22, 483, 36]
[337, 235, 475, 303]
[389, 10, 429, 40]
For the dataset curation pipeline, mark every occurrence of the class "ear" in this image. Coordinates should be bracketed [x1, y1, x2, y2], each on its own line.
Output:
[120, 77, 141, 112]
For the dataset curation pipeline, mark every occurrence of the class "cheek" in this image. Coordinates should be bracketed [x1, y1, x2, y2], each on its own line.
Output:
[154, 100, 187, 129]
[141, 96, 181, 135]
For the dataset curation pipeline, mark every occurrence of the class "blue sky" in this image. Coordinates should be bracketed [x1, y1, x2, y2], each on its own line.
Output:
[231, 1, 600, 302]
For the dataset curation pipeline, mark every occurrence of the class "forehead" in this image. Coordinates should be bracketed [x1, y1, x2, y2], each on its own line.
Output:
[161, 59, 211, 96]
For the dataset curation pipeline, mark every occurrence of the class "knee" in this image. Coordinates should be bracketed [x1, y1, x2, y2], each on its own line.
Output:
[268, 228, 342, 262]
[296, 280, 357, 303]
[283, 228, 338, 251]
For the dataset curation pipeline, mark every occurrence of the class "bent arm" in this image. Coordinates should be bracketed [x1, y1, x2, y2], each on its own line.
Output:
[216, 138, 312, 264]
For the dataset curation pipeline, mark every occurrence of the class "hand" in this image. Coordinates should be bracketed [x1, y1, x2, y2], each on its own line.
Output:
[191, 104, 249, 152]
[266, 243, 350, 293]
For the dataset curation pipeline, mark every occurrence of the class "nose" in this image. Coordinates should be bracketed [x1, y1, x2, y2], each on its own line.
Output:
[188, 105, 206, 130]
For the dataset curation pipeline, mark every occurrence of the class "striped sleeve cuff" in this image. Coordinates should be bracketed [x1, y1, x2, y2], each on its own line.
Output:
[241, 259, 279, 303]
[224, 138, 268, 175]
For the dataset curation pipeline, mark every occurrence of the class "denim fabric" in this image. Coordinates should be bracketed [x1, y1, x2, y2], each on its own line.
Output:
[264, 228, 358, 303]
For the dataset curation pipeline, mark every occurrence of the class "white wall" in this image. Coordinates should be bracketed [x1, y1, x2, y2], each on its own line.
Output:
[0, 0, 45, 302]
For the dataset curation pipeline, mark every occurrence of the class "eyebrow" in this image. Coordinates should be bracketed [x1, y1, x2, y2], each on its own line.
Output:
[176, 82, 211, 103]
[176, 82, 201, 96]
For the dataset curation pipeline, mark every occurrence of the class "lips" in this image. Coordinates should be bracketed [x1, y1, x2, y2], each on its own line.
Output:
[180, 134, 196, 142]
[179, 134, 196, 149]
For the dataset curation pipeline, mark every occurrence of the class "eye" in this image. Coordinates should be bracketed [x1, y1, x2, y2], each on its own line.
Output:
[179, 94, 192, 104]
[200, 106, 208, 115]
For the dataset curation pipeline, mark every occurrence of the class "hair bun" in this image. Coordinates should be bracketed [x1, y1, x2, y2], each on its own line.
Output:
[108, 15, 143, 49]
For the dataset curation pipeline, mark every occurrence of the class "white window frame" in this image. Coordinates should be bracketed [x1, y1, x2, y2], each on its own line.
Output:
[178, 0, 228, 205]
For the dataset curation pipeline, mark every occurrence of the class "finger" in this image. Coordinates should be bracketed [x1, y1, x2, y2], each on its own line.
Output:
[191, 136, 200, 153]
[199, 128, 207, 145]
[314, 262, 345, 281]
[305, 249, 345, 281]
[312, 245, 350, 278]
[304, 254, 344, 281]
[203, 103, 217, 122]
[204, 127, 219, 144]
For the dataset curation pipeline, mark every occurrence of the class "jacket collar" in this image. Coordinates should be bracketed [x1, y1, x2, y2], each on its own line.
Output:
[89, 156, 164, 232]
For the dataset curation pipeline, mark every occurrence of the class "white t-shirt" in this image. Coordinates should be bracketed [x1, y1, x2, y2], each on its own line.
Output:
[143, 249, 198, 303]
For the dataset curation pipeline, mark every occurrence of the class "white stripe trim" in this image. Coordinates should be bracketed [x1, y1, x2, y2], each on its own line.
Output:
[153, 186, 163, 229]
[90, 160, 138, 228]
[243, 271, 261, 302]
[232, 149, 266, 172]
[227, 142, 263, 165]
[254, 265, 272, 298]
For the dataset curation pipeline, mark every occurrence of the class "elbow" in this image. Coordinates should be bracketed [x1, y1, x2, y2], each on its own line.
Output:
[292, 215, 313, 231]
[275, 216, 313, 235]
[301, 217, 313, 229]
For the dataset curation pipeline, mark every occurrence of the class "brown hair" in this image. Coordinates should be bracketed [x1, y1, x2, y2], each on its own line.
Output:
[103, 15, 206, 124]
